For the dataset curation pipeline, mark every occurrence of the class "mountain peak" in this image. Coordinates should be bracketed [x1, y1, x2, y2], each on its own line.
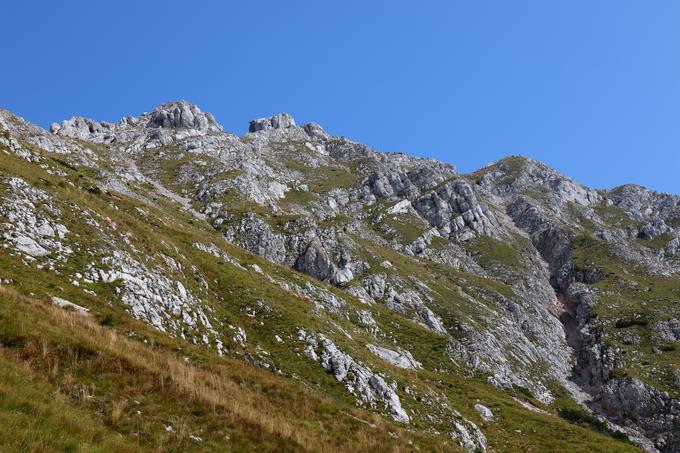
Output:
[248, 113, 296, 133]
[145, 100, 222, 132]
[49, 100, 222, 143]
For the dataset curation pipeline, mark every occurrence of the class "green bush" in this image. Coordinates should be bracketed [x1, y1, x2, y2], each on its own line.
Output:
[100, 314, 115, 326]
[608, 368, 628, 380]
[615, 317, 648, 328]
[558, 407, 629, 442]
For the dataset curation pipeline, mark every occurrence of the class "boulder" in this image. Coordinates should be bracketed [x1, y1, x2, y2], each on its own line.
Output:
[366, 344, 421, 370]
[474, 404, 494, 421]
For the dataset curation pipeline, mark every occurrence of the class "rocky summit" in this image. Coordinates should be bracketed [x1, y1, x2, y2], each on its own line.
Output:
[0, 101, 678, 452]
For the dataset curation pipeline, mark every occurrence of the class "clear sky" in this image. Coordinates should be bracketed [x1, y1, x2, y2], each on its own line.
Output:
[2, 1, 679, 193]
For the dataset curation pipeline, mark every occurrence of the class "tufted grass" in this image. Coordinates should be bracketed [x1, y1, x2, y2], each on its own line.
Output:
[464, 235, 521, 268]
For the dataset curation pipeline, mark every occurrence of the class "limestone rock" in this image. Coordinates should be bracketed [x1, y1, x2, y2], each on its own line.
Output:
[474, 404, 494, 421]
[366, 344, 422, 370]
[249, 113, 296, 133]
[304, 333, 410, 423]
[146, 101, 222, 132]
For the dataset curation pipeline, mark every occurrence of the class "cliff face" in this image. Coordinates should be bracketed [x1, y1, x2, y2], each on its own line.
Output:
[1, 101, 678, 452]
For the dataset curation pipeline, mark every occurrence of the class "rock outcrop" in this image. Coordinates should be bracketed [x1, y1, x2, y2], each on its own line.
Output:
[249, 113, 296, 133]
[146, 101, 221, 131]
[302, 331, 411, 423]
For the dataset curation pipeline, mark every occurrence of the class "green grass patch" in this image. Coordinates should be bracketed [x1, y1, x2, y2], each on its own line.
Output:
[464, 236, 521, 268]
[636, 233, 675, 251]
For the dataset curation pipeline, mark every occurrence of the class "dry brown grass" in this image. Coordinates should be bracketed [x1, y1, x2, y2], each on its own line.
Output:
[0, 286, 301, 442]
[0, 285, 452, 452]
[109, 399, 127, 425]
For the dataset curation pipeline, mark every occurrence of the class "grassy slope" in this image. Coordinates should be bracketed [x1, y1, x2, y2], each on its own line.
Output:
[0, 286, 454, 452]
[0, 137, 644, 451]
[0, 352, 138, 453]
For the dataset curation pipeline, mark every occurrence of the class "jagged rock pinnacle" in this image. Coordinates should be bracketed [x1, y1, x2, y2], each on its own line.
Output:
[145, 100, 222, 132]
[249, 113, 296, 133]
[50, 100, 222, 138]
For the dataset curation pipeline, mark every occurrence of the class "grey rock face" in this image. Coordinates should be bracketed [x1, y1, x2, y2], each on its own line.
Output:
[653, 319, 680, 342]
[51, 100, 223, 149]
[413, 180, 499, 241]
[474, 403, 494, 421]
[50, 116, 112, 140]
[146, 101, 222, 131]
[223, 213, 287, 263]
[475, 155, 600, 208]
[290, 232, 358, 285]
[301, 122, 328, 140]
[565, 282, 680, 452]
[385, 290, 447, 334]
[303, 332, 410, 423]
[365, 344, 422, 370]
[84, 249, 222, 351]
[295, 239, 337, 282]
[664, 237, 680, 257]
[0, 177, 72, 262]
[468, 155, 680, 450]
[637, 220, 673, 241]
[221, 211, 360, 285]
[51, 296, 90, 314]
[607, 184, 680, 221]
[1, 108, 94, 160]
[0, 131, 41, 162]
[601, 378, 680, 451]
[249, 113, 296, 133]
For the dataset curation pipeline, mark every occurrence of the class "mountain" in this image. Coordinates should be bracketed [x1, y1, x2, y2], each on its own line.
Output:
[0, 100, 678, 452]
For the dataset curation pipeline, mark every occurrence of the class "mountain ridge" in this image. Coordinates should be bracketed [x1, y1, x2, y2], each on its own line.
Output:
[1, 102, 679, 452]
[37, 100, 677, 198]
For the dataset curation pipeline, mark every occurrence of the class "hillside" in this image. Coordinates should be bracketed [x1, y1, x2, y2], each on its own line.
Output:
[0, 101, 678, 452]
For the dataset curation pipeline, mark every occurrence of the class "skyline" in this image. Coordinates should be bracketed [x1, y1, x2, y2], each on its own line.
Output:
[2, 1, 679, 193]
[22, 97, 667, 195]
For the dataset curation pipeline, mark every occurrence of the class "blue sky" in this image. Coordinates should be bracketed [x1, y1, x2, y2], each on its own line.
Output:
[2, 1, 679, 193]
